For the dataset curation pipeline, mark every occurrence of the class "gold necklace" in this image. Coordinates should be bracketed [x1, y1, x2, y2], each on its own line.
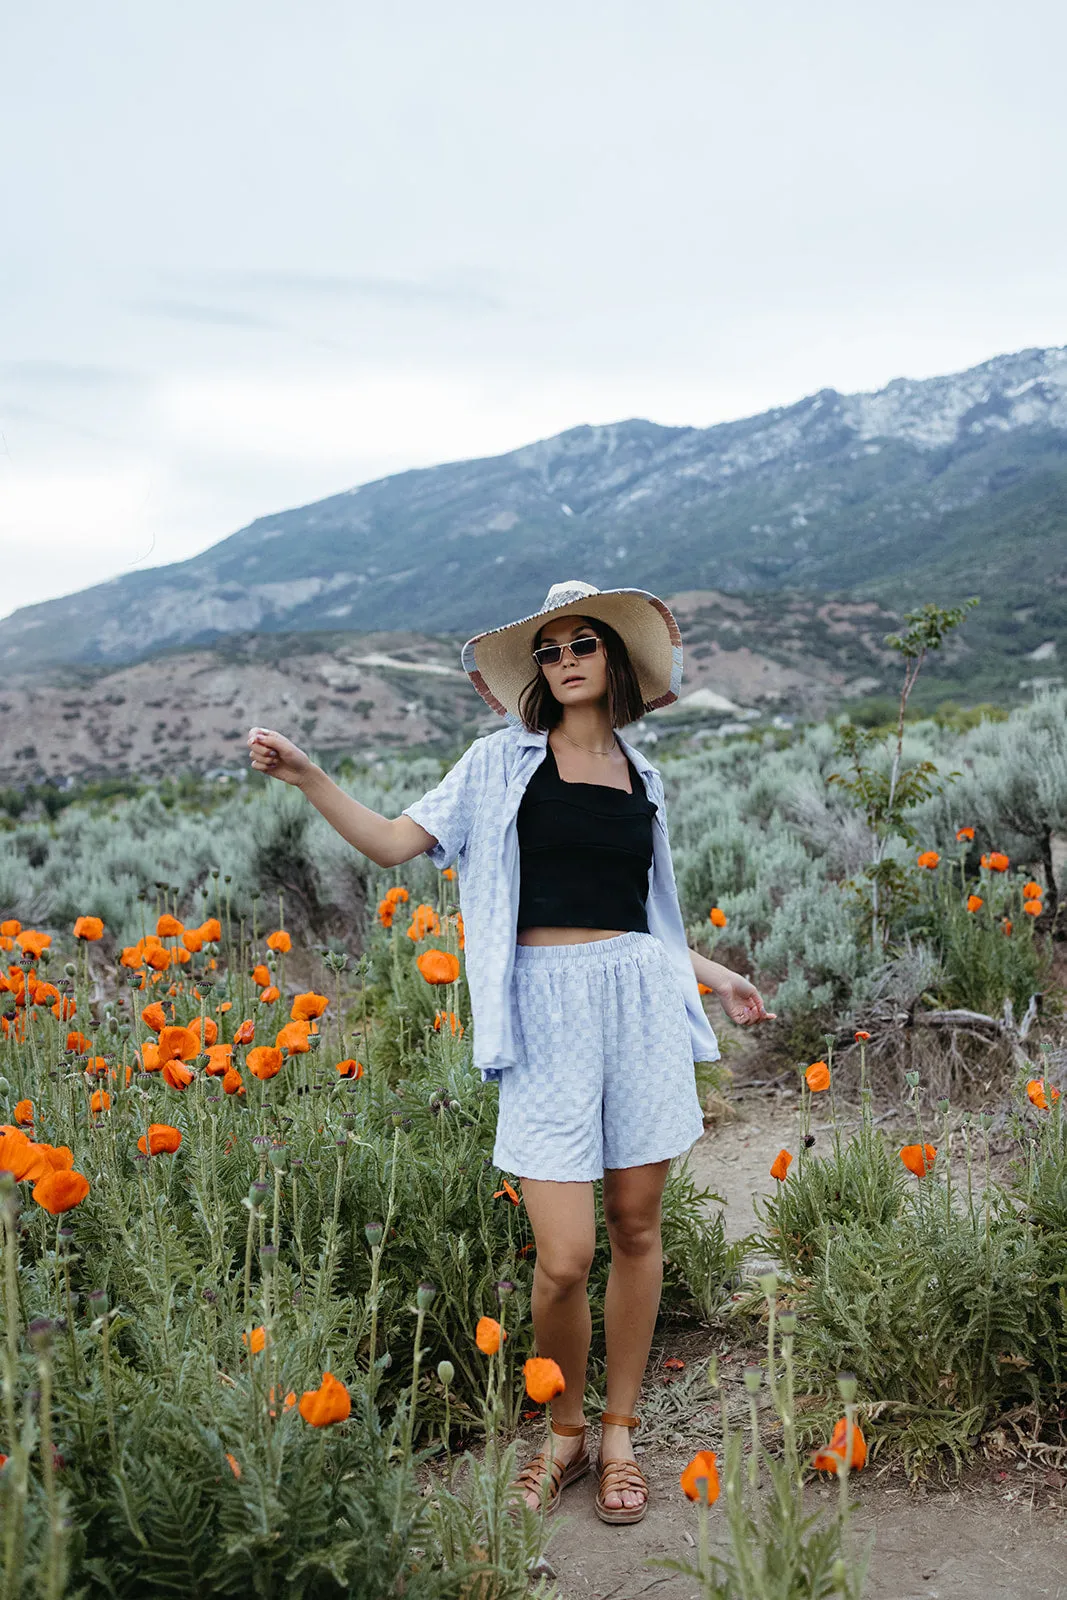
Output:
[555, 727, 618, 757]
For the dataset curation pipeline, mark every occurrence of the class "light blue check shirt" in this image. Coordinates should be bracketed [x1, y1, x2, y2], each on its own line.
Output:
[402, 718, 721, 1083]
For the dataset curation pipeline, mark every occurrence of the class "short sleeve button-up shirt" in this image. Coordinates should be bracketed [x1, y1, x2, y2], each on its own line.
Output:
[401, 717, 721, 1083]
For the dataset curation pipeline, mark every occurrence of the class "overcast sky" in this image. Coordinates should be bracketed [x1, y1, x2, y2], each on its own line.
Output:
[3, 0, 1065, 619]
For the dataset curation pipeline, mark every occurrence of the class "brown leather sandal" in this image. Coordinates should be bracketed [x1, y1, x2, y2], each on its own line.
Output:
[595, 1412, 649, 1524]
[511, 1419, 590, 1515]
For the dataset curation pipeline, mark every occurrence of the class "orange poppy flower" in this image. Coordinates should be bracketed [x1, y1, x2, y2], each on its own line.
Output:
[266, 930, 291, 954]
[259, 986, 281, 1005]
[1022, 880, 1043, 900]
[955, 826, 975, 842]
[966, 895, 983, 913]
[406, 906, 441, 942]
[854, 1029, 870, 1041]
[145, 947, 171, 972]
[157, 1025, 200, 1065]
[770, 1149, 793, 1181]
[0, 1129, 51, 1183]
[432, 1009, 464, 1036]
[14, 1100, 33, 1128]
[493, 1180, 520, 1205]
[198, 918, 222, 943]
[812, 1416, 867, 1473]
[900, 1143, 936, 1177]
[416, 949, 461, 986]
[805, 1061, 831, 1092]
[384, 886, 409, 905]
[1001, 918, 1013, 936]
[247, 1046, 284, 1081]
[242, 1325, 266, 1354]
[181, 928, 205, 953]
[1026, 1079, 1061, 1111]
[37, 1144, 74, 1173]
[475, 1316, 506, 1355]
[697, 982, 712, 995]
[73, 916, 104, 941]
[234, 1018, 256, 1045]
[251, 964, 271, 987]
[1022, 900, 1042, 918]
[708, 907, 727, 928]
[81, 1056, 110, 1078]
[138, 1124, 182, 1156]
[275, 1021, 311, 1055]
[90, 1090, 111, 1114]
[16, 931, 51, 958]
[680, 1450, 720, 1504]
[376, 900, 395, 928]
[916, 851, 940, 870]
[139, 1041, 161, 1072]
[222, 1067, 245, 1096]
[202, 1044, 234, 1076]
[51, 995, 77, 1022]
[162, 1058, 195, 1092]
[141, 1002, 168, 1034]
[524, 1357, 565, 1405]
[225, 1453, 241, 1479]
[33, 1169, 90, 1214]
[0, 919, 20, 937]
[188, 1016, 218, 1047]
[156, 914, 184, 938]
[66, 1030, 92, 1053]
[336, 1059, 364, 1078]
[290, 991, 329, 1022]
[299, 1372, 351, 1427]
[120, 941, 145, 969]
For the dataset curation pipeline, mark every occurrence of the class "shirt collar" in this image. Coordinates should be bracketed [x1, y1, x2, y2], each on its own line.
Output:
[503, 717, 660, 780]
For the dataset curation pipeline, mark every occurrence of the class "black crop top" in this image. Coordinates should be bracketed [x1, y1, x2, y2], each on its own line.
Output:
[515, 741, 658, 933]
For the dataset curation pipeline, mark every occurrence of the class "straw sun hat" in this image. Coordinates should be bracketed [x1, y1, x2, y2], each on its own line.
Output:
[460, 579, 683, 721]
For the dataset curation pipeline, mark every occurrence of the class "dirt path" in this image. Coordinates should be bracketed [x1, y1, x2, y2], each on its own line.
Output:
[530, 1106, 1067, 1600]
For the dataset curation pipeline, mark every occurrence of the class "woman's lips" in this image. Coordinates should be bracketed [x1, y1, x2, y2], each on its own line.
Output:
[562, 676, 584, 685]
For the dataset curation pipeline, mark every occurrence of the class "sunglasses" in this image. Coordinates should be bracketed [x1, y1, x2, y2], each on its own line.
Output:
[531, 634, 602, 668]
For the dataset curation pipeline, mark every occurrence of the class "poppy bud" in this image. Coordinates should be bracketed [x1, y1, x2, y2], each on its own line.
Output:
[364, 1221, 384, 1247]
[201, 1287, 218, 1304]
[437, 1360, 454, 1387]
[89, 1287, 108, 1313]
[268, 1145, 287, 1171]
[495, 1279, 515, 1301]
[416, 1281, 437, 1310]
[247, 1180, 269, 1210]
[803, 1133, 815, 1148]
[28, 1317, 55, 1352]
[64, 962, 77, 978]
[779, 1313, 797, 1336]
[251, 1135, 271, 1153]
[905, 1070, 920, 1088]
[260, 1244, 278, 1265]
[743, 1366, 762, 1392]
[757, 1272, 778, 1299]
[390, 1114, 404, 1129]
[837, 1372, 858, 1403]
[936, 1098, 950, 1114]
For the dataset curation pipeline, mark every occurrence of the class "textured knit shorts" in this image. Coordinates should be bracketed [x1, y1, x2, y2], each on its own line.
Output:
[492, 930, 706, 1183]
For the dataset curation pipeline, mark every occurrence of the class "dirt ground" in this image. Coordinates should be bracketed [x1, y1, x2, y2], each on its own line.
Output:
[523, 1088, 1067, 1600]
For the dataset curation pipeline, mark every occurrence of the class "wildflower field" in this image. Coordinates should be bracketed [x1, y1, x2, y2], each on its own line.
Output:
[1, 678, 1065, 1597]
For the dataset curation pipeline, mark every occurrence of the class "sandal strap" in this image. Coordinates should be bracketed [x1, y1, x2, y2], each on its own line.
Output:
[551, 1420, 587, 1437]
[600, 1411, 640, 1430]
[598, 1459, 648, 1492]
[514, 1451, 565, 1495]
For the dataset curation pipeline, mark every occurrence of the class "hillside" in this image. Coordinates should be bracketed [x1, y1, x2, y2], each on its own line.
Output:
[0, 591, 917, 784]
[2, 345, 1066, 677]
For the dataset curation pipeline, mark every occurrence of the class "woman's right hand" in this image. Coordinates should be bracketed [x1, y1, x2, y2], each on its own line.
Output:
[246, 727, 313, 787]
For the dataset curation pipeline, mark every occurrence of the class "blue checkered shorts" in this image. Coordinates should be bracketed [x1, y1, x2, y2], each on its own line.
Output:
[492, 930, 706, 1182]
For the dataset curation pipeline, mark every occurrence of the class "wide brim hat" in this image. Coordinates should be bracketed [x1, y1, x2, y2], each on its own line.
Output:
[461, 579, 683, 720]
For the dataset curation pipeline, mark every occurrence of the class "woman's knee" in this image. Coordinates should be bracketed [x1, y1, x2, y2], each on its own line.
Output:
[604, 1204, 661, 1258]
[535, 1246, 595, 1296]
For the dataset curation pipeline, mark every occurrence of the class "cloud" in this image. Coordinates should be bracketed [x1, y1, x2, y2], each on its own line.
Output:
[0, 359, 139, 389]
[131, 298, 280, 330]
[156, 266, 504, 313]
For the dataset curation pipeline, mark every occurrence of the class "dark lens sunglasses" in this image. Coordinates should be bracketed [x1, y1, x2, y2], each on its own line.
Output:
[531, 634, 602, 668]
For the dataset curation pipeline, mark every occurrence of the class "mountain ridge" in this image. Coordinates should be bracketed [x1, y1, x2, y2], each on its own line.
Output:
[4, 343, 1066, 672]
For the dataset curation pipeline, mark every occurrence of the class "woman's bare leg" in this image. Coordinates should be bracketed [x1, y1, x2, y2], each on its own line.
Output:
[600, 1158, 671, 1510]
[516, 1177, 597, 1508]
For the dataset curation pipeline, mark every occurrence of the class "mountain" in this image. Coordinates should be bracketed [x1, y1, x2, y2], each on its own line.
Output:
[3, 345, 1066, 676]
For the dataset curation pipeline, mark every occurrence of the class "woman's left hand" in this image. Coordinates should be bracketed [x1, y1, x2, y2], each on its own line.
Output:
[714, 973, 776, 1027]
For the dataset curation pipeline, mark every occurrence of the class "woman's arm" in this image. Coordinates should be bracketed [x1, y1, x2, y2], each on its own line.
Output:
[689, 947, 776, 1025]
[247, 728, 434, 868]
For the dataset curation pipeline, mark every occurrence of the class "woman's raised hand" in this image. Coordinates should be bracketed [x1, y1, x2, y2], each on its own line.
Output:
[246, 727, 312, 786]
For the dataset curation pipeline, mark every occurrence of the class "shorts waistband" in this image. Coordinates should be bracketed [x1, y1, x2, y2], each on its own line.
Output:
[513, 930, 658, 968]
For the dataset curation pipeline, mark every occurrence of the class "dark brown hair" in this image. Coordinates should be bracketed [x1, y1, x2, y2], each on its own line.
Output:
[516, 615, 647, 733]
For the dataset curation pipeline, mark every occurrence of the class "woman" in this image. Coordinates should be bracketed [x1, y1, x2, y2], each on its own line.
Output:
[246, 578, 774, 1525]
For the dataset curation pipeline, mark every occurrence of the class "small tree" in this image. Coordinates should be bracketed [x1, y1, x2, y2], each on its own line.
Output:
[828, 599, 979, 950]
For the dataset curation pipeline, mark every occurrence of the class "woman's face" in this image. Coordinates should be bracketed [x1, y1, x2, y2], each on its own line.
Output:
[535, 614, 609, 708]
